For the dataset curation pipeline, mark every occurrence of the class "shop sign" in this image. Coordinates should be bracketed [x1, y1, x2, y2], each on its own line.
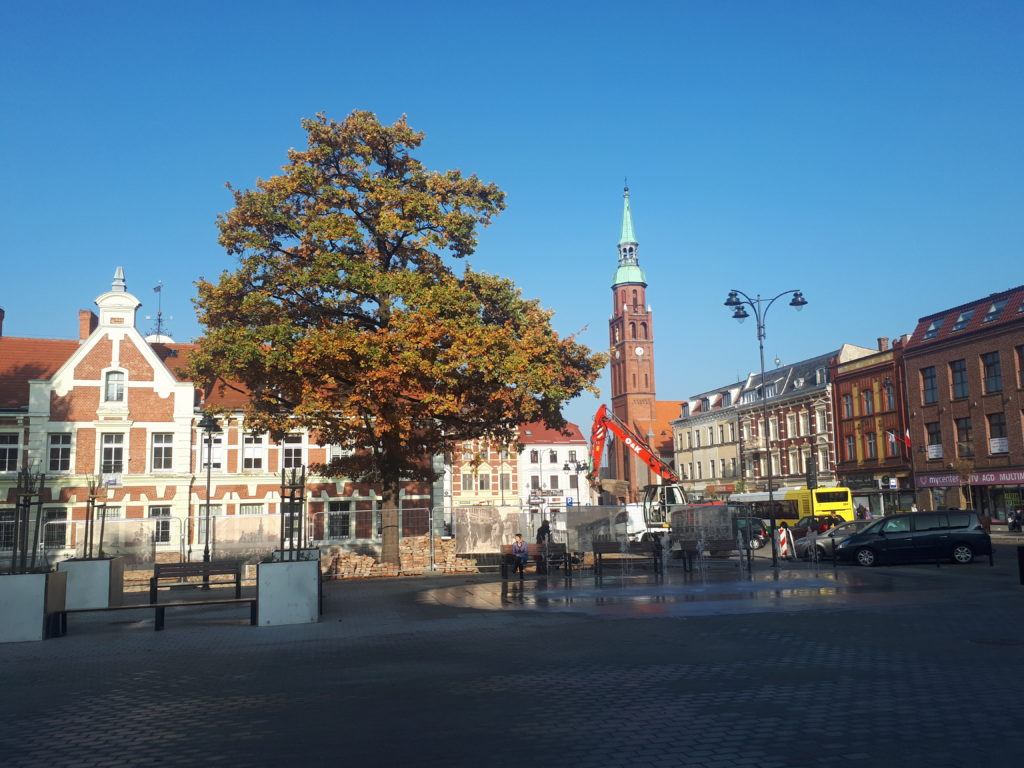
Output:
[917, 468, 1024, 488]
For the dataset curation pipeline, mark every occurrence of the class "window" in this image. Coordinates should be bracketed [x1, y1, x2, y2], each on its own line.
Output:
[478, 473, 491, 491]
[530, 476, 540, 490]
[239, 503, 263, 515]
[549, 475, 559, 489]
[801, 448, 811, 473]
[243, 434, 265, 469]
[923, 319, 943, 340]
[151, 433, 173, 471]
[529, 450, 539, 463]
[199, 433, 223, 471]
[101, 433, 124, 473]
[0, 434, 18, 472]
[816, 367, 827, 385]
[461, 473, 473, 491]
[799, 413, 809, 437]
[952, 309, 974, 331]
[769, 418, 778, 441]
[500, 473, 511, 490]
[861, 390, 874, 416]
[700, 397, 710, 412]
[328, 500, 351, 538]
[721, 392, 732, 407]
[719, 459, 726, 477]
[730, 457, 737, 477]
[48, 433, 71, 472]
[865, 432, 877, 459]
[695, 431, 701, 448]
[845, 435, 856, 462]
[817, 446, 829, 473]
[499, 447, 510, 461]
[788, 448, 799, 474]
[718, 425, 725, 444]
[149, 506, 171, 544]
[926, 422, 942, 458]
[763, 382, 777, 398]
[982, 352, 1002, 394]
[569, 474, 578, 490]
[1018, 345, 1024, 387]
[461, 442, 473, 460]
[921, 367, 937, 404]
[988, 413, 1008, 454]
[707, 427, 714, 446]
[882, 517, 910, 533]
[43, 508, 68, 547]
[282, 434, 304, 469]
[104, 371, 125, 402]
[883, 382, 895, 411]
[770, 453, 780, 475]
[696, 461, 702, 480]
[842, 394, 853, 418]
[740, 390, 758, 404]
[96, 505, 122, 520]
[568, 450, 577, 462]
[955, 417, 973, 457]
[982, 300, 1007, 323]
[729, 423, 736, 442]
[787, 414, 797, 437]
[548, 450, 557, 464]
[681, 403, 690, 417]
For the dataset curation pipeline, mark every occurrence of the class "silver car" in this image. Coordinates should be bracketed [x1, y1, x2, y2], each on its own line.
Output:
[796, 520, 874, 560]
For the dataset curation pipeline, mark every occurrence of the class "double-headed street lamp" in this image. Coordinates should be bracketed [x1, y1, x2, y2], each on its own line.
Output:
[563, 459, 590, 506]
[724, 288, 808, 568]
[197, 412, 221, 577]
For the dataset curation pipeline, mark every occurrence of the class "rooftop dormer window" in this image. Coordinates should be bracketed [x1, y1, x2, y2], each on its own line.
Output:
[982, 300, 1007, 323]
[681, 403, 689, 417]
[700, 397, 710, 411]
[952, 309, 974, 331]
[721, 392, 732, 407]
[923, 319, 943, 340]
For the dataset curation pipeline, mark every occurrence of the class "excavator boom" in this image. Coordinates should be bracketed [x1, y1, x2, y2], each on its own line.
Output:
[588, 404, 681, 486]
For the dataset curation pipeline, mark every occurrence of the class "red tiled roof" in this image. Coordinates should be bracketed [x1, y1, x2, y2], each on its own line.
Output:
[518, 420, 586, 445]
[0, 337, 79, 409]
[150, 342, 250, 408]
[905, 284, 1024, 351]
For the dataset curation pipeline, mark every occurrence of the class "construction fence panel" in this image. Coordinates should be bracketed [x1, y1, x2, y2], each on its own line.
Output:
[565, 505, 631, 552]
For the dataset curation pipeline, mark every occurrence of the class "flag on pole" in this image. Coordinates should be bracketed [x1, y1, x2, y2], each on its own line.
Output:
[153, 284, 162, 293]
[902, 428, 911, 450]
[886, 430, 897, 448]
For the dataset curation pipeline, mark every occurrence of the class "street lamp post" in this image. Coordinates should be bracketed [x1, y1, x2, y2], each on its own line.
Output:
[563, 459, 590, 506]
[197, 413, 221, 586]
[724, 288, 808, 569]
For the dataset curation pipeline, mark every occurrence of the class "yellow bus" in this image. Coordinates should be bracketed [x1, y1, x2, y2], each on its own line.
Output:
[728, 487, 855, 524]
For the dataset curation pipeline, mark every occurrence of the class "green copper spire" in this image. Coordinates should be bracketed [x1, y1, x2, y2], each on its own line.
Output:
[619, 184, 637, 245]
[613, 183, 646, 286]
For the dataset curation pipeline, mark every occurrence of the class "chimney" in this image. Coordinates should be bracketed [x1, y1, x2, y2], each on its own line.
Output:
[79, 309, 98, 340]
[0, 306, 4, 337]
[877, 336, 890, 352]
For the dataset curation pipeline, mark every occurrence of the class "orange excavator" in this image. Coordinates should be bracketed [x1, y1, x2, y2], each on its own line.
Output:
[588, 404, 695, 537]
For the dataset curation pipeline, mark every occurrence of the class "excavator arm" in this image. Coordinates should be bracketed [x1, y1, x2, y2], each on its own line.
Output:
[588, 404, 681, 487]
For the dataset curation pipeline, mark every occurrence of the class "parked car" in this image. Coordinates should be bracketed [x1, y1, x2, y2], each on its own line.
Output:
[792, 515, 846, 540]
[796, 519, 873, 560]
[835, 510, 992, 567]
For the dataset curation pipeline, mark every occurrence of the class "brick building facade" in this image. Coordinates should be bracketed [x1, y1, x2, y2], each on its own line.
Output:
[0, 269, 433, 565]
[831, 336, 916, 514]
[903, 285, 1024, 519]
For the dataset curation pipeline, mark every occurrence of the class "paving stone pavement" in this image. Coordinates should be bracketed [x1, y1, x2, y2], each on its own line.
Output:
[2, 545, 1024, 767]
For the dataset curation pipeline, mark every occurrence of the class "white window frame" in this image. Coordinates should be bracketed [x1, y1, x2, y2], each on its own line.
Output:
[48, 432, 72, 473]
[199, 432, 224, 471]
[149, 505, 173, 545]
[242, 433, 267, 470]
[0, 432, 20, 473]
[151, 432, 174, 472]
[99, 432, 126, 474]
[239, 503, 264, 516]
[281, 433, 305, 470]
[102, 368, 127, 404]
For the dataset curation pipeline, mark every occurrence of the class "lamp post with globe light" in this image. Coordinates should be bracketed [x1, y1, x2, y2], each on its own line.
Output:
[723, 288, 808, 568]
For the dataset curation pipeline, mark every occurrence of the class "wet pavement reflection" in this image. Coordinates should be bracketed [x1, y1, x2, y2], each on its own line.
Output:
[417, 564, 940, 618]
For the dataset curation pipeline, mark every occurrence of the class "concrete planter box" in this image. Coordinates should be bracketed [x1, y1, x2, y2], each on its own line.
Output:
[257, 559, 321, 627]
[57, 557, 125, 610]
[0, 571, 67, 643]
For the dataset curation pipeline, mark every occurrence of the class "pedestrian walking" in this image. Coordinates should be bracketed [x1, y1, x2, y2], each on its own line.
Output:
[536, 520, 551, 544]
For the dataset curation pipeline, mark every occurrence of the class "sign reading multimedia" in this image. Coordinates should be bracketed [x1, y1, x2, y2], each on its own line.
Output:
[917, 468, 1024, 488]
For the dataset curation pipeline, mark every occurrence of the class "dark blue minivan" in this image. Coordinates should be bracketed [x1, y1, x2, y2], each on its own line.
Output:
[835, 510, 991, 567]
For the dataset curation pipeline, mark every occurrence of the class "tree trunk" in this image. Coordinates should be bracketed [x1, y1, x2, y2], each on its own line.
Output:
[380, 482, 400, 566]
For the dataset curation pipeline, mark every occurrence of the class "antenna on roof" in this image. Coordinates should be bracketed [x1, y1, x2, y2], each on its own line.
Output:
[144, 281, 174, 342]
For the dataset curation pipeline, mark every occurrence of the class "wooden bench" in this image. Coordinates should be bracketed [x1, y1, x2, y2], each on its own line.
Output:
[677, 538, 739, 571]
[150, 562, 243, 604]
[58, 598, 258, 633]
[499, 543, 569, 578]
[593, 540, 662, 576]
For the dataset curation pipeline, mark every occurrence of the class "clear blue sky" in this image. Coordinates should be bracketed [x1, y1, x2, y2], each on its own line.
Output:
[2, 1, 1022, 434]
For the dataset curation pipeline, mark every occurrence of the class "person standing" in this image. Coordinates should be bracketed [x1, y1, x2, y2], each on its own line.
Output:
[535, 520, 552, 574]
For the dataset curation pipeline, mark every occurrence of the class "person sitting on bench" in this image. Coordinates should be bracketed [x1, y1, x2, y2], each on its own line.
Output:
[511, 533, 528, 579]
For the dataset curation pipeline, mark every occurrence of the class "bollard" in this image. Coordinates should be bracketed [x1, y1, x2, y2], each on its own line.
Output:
[1017, 546, 1024, 585]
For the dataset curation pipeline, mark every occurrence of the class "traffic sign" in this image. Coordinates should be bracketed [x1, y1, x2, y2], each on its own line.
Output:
[566, 497, 574, 507]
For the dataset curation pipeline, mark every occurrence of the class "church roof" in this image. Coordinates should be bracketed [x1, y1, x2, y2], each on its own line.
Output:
[619, 186, 637, 244]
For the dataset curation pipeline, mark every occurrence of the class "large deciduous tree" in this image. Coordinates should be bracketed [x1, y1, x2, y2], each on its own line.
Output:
[191, 111, 604, 564]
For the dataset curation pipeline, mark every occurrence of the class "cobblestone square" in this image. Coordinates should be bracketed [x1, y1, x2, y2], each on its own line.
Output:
[2, 546, 1023, 767]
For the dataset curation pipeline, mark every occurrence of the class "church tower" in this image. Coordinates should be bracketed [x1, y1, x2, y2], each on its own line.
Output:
[608, 185, 657, 501]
